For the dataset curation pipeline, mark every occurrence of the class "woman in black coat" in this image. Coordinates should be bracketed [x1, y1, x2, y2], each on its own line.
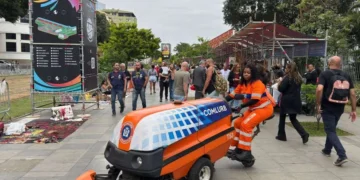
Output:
[276, 62, 309, 144]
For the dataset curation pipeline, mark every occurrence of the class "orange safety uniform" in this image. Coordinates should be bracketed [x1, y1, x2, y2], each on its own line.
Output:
[229, 80, 275, 151]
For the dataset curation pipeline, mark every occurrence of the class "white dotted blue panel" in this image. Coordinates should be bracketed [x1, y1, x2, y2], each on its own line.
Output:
[129, 101, 231, 151]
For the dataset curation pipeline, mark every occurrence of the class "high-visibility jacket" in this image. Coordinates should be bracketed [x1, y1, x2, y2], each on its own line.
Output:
[230, 80, 276, 110]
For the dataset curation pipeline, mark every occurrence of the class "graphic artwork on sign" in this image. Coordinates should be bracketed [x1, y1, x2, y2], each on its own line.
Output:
[35, 17, 77, 40]
[86, 18, 94, 42]
[34, 0, 80, 12]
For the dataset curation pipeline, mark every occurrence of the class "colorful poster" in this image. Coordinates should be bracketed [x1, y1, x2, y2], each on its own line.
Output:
[161, 43, 171, 58]
[33, 45, 81, 92]
[32, 0, 81, 44]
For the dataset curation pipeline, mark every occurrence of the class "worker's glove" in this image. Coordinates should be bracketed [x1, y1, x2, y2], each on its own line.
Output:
[231, 106, 242, 113]
[225, 95, 233, 102]
[234, 94, 245, 100]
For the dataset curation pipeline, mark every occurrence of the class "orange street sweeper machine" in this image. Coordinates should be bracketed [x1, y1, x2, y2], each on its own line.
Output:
[77, 98, 241, 180]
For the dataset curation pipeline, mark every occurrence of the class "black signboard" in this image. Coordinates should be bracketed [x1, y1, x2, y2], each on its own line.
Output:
[33, 45, 81, 92]
[83, 46, 98, 91]
[82, 0, 97, 47]
[32, 0, 81, 44]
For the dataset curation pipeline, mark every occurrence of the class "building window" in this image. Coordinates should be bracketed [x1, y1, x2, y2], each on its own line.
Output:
[6, 33, 16, 40]
[6, 42, 17, 52]
[21, 34, 30, 40]
[21, 43, 30, 52]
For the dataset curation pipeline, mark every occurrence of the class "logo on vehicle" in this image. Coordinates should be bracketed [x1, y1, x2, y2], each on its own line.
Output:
[120, 122, 133, 144]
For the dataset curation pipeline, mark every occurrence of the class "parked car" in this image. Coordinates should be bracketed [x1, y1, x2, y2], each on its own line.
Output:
[0, 60, 11, 68]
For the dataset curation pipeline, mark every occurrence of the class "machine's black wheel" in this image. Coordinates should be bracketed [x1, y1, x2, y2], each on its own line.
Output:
[242, 159, 255, 167]
[188, 158, 214, 180]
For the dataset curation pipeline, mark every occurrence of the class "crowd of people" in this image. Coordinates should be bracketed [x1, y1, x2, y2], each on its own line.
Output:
[103, 55, 356, 166]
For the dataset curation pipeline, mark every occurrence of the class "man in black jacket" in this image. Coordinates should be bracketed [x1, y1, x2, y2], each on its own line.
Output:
[192, 60, 206, 99]
[305, 64, 318, 85]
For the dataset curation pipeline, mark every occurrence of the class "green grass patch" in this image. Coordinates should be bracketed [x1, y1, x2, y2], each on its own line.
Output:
[1, 95, 52, 123]
[286, 122, 353, 137]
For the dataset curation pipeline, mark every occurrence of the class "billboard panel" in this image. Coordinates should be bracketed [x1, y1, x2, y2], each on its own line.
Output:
[33, 45, 81, 92]
[32, 0, 81, 44]
[82, 0, 97, 47]
[83, 46, 98, 91]
[161, 43, 171, 58]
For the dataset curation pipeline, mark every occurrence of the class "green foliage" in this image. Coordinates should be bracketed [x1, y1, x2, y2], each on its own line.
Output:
[99, 23, 161, 72]
[0, 0, 28, 23]
[286, 122, 353, 136]
[290, 0, 359, 56]
[301, 84, 317, 115]
[222, 0, 300, 29]
[172, 37, 214, 65]
[96, 12, 110, 44]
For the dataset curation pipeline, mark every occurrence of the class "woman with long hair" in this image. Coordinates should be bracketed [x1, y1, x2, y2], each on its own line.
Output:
[276, 62, 309, 143]
[148, 65, 158, 94]
[228, 63, 241, 109]
[225, 63, 275, 160]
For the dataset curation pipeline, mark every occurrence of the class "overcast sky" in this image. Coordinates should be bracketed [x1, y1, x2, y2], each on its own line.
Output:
[99, 0, 230, 50]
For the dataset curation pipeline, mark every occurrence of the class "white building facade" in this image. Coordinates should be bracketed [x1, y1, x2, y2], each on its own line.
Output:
[0, 16, 31, 64]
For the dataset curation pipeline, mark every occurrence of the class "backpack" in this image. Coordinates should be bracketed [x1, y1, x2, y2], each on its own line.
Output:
[213, 70, 228, 94]
[327, 70, 350, 104]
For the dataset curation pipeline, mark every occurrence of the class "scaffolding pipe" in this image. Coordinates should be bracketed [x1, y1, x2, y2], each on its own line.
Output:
[276, 41, 292, 61]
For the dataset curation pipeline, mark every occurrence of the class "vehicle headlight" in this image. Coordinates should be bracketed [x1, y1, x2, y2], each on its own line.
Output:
[137, 157, 142, 165]
[131, 156, 143, 169]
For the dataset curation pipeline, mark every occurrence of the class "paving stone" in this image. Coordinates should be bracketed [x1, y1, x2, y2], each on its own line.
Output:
[59, 143, 94, 150]
[0, 172, 27, 180]
[0, 159, 42, 172]
[0, 144, 32, 150]
[0, 150, 21, 159]
[291, 172, 341, 180]
[280, 163, 325, 173]
[28, 143, 63, 150]
[23, 171, 67, 178]
[247, 172, 296, 180]
[30, 162, 75, 172]
[42, 150, 86, 163]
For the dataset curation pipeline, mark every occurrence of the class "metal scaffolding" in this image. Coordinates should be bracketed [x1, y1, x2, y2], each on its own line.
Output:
[212, 15, 328, 70]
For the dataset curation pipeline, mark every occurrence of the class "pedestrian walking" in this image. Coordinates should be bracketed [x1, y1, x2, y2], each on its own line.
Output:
[131, 62, 148, 111]
[169, 64, 176, 101]
[220, 63, 230, 96]
[120, 63, 131, 99]
[202, 59, 219, 97]
[107, 63, 126, 116]
[173, 62, 190, 101]
[159, 62, 170, 102]
[276, 62, 309, 144]
[228, 63, 241, 109]
[148, 65, 158, 95]
[316, 56, 357, 166]
[192, 60, 206, 99]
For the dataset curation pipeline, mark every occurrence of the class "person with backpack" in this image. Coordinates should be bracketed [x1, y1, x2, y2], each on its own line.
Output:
[316, 56, 357, 166]
[202, 59, 227, 97]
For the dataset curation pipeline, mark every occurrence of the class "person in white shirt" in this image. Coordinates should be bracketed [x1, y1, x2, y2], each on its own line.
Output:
[220, 63, 230, 96]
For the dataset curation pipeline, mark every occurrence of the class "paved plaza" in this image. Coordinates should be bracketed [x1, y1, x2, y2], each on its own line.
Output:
[1, 89, 360, 180]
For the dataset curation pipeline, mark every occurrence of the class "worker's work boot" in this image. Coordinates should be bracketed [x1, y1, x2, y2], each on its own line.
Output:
[235, 150, 253, 161]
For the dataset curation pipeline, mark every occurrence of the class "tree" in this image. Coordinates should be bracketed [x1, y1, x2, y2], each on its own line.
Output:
[99, 23, 161, 72]
[171, 37, 214, 65]
[222, 0, 300, 29]
[290, 0, 357, 55]
[0, 0, 28, 23]
[96, 12, 110, 44]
